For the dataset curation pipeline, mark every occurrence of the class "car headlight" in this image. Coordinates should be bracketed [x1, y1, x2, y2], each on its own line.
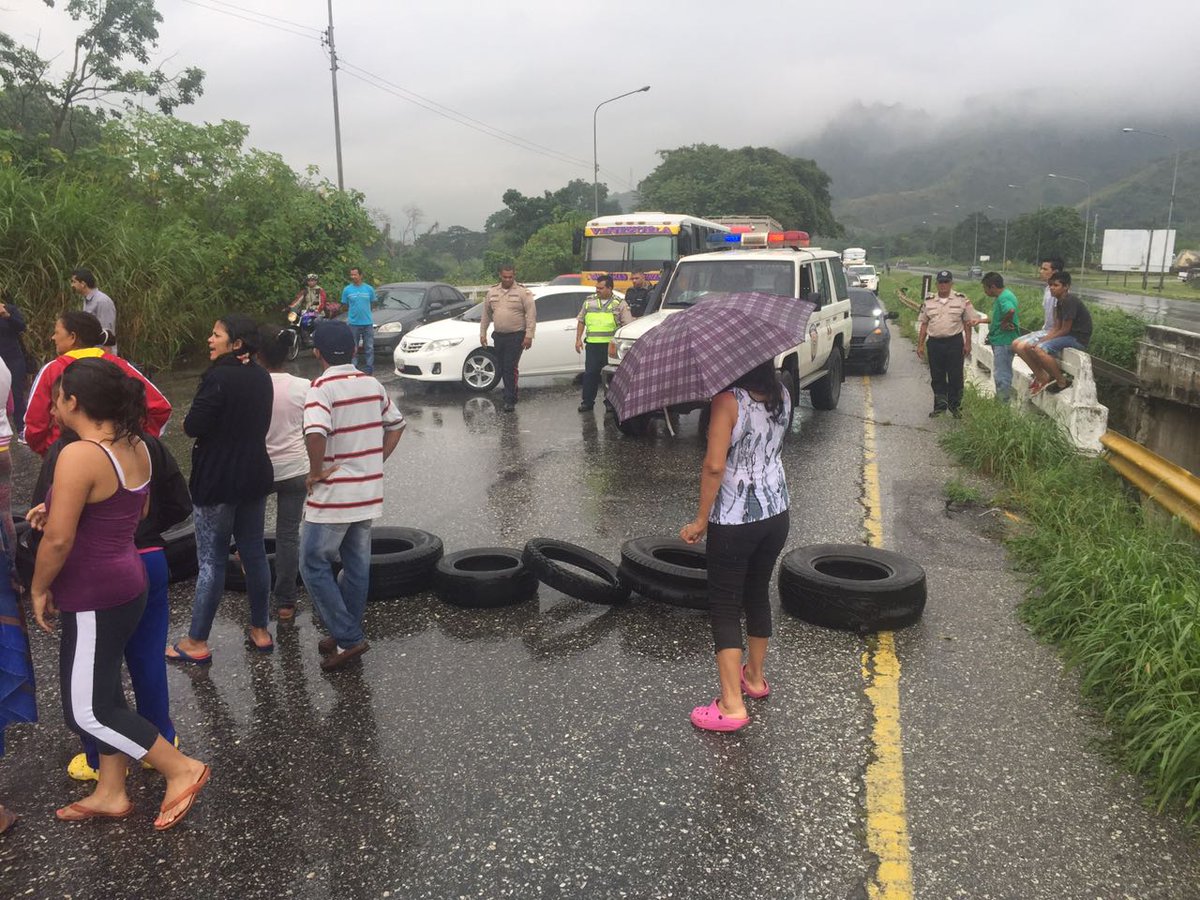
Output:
[616, 339, 635, 359]
[425, 338, 464, 352]
[376, 321, 406, 334]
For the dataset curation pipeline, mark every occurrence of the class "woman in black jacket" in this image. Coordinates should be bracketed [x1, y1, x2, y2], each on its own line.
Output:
[167, 314, 275, 664]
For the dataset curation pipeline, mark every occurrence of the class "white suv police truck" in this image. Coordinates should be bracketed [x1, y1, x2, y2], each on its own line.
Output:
[606, 230, 852, 434]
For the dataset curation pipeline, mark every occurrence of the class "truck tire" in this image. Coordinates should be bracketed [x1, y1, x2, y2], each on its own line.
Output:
[778, 544, 926, 632]
[162, 521, 199, 583]
[809, 344, 843, 410]
[620, 536, 707, 588]
[617, 563, 708, 610]
[366, 526, 444, 602]
[434, 547, 538, 608]
[617, 413, 652, 437]
[522, 538, 630, 605]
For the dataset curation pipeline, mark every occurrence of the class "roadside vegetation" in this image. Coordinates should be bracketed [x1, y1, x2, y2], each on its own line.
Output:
[942, 390, 1200, 822]
[879, 273, 1147, 370]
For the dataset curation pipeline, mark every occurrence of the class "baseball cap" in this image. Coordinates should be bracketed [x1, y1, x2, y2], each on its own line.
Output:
[936, 270, 953, 283]
[312, 321, 355, 364]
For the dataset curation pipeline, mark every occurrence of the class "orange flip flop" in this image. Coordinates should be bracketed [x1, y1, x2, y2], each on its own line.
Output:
[155, 765, 211, 832]
[56, 801, 135, 822]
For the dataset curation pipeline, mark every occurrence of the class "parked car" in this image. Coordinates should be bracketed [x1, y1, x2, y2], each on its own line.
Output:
[847, 287, 897, 375]
[847, 263, 880, 293]
[336, 282, 472, 356]
[967, 265, 984, 280]
[394, 286, 621, 392]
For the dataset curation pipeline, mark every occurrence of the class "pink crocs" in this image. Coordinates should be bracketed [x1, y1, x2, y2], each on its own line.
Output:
[690, 698, 750, 732]
[740, 665, 770, 700]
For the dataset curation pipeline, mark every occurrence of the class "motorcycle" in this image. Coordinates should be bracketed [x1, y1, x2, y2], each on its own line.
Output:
[283, 308, 320, 361]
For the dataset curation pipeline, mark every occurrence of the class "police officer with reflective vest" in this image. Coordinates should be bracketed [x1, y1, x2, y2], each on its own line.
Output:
[575, 274, 632, 412]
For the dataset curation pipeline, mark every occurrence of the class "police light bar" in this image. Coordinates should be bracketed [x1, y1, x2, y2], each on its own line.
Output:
[706, 230, 811, 249]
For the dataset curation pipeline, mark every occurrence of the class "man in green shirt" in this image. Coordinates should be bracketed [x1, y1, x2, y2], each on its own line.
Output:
[981, 272, 1019, 402]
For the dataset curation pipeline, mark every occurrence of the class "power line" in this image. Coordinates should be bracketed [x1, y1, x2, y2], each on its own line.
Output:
[195, 0, 323, 33]
[176, 0, 320, 41]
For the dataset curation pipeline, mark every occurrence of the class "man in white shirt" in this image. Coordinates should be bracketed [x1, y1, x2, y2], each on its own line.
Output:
[301, 322, 405, 670]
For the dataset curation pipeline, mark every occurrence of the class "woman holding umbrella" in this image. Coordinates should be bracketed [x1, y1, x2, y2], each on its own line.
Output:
[680, 358, 791, 732]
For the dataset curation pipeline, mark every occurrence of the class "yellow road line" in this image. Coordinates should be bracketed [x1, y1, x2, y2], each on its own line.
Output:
[861, 376, 914, 900]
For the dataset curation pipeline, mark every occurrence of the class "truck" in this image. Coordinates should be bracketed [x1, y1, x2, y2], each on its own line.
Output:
[606, 229, 853, 435]
[842, 247, 867, 265]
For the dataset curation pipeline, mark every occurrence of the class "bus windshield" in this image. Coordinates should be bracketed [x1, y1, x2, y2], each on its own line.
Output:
[584, 234, 676, 268]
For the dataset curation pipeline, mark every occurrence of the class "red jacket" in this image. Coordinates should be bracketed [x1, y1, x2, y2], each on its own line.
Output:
[25, 348, 172, 455]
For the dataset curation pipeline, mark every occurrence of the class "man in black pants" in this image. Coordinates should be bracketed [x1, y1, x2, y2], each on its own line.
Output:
[916, 270, 982, 417]
[575, 274, 632, 412]
[479, 265, 536, 411]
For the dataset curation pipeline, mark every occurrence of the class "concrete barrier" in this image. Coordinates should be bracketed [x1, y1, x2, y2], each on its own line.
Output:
[964, 324, 1109, 454]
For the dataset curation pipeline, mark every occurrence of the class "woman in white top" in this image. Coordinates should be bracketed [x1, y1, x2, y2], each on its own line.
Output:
[681, 359, 791, 732]
[257, 327, 312, 620]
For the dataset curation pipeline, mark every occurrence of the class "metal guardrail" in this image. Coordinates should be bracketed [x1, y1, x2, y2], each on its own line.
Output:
[1101, 431, 1200, 533]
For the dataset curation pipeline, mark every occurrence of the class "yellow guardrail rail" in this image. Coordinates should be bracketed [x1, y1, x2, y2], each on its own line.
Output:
[1100, 431, 1200, 533]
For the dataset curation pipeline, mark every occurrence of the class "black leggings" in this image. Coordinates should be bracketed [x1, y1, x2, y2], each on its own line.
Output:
[706, 510, 790, 652]
[60, 594, 160, 759]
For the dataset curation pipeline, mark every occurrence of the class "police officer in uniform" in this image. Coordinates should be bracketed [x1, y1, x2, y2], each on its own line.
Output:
[916, 270, 983, 417]
[480, 264, 536, 411]
[575, 274, 632, 412]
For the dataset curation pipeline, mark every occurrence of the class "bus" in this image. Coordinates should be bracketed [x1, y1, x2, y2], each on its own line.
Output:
[580, 213, 732, 291]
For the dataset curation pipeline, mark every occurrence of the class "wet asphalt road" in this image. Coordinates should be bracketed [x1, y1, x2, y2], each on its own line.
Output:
[1, 349, 1198, 899]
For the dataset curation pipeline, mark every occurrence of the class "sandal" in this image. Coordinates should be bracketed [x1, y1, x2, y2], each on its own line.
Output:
[740, 665, 771, 700]
[277, 604, 296, 622]
[1029, 380, 1049, 397]
[56, 801, 135, 822]
[690, 698, 750, 732]
[165, 642, 212, 665]
[155, 765, 211, 832]
[1046, 376, 1073, 394]
[244, 632, 275, 654]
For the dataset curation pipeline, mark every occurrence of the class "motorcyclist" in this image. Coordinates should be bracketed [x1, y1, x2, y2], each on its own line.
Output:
[289, 274, 338, 318]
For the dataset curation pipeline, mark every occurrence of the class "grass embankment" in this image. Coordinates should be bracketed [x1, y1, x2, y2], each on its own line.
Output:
[943, 391, 1200, 822]
[879, 273, 1147, 369]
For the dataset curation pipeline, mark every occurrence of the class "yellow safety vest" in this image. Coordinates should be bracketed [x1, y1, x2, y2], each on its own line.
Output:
[583, 295, 619, 343]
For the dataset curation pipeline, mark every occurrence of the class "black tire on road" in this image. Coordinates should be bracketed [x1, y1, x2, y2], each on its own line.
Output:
[616, 413, 652, 437]
[462, 348, 500, 393]
[617, 563, 708, 610]
[809, 346, 843, 410]
[162, 521, 199, 583]
[522, 538, 630, 605]
[366, 526, 444, 602]
[620, 536, 707, 588]
[286, 329, 300, 362]
[873, 346, 890, 376]
[435, 547, 537, 609]
[778, 543, 926, 632]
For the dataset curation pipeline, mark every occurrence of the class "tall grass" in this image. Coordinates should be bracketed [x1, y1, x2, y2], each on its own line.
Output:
[942, 391, 1200, 821]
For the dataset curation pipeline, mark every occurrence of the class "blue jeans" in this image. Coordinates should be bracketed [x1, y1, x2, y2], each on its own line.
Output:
[189, 498, 271, 641]
[301, 519, 372, 647]
[1037, 334, 1086, 356]
[992, 343, 1015, 402]
[83, 550, 175, 768]
[351, 324, 375, 374]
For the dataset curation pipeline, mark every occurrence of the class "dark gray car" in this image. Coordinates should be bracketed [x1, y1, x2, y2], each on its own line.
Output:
[847, 287, 897, 374]
[337, 282, 472, 356]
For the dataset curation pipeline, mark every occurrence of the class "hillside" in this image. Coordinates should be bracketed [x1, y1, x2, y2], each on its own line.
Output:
[790, 103, 1200, 242]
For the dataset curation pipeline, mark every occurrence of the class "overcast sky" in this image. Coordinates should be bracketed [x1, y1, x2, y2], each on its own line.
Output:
[6, 0, 1193, 230]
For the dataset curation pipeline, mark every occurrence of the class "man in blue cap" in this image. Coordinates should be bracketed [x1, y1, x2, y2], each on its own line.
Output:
[302, 322, 406, 670]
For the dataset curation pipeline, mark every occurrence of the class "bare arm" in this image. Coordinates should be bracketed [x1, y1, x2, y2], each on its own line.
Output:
[382, 425, 404, 462]
[681, 392, 737, 543]
[30, 443, 99, 631]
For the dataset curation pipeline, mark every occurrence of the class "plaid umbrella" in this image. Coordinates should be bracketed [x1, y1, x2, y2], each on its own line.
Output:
[607, 291, 817, 423]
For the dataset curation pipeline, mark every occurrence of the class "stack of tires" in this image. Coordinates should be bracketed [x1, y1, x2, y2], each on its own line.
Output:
[617, 536, 708, 610]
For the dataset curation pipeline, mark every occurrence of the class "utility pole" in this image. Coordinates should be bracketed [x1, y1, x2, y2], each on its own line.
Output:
[324, 0, 345, 191]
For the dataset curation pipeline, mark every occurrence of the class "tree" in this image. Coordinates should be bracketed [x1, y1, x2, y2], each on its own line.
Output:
[492, 178, 619, 247]
[1006, 206, 1085, 267]
[0, 0, 204, 148]
[637, 144, 841, 235]
[516, 219, 584, 282]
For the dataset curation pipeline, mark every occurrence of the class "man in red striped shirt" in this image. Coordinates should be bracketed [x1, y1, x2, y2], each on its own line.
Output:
[301, 322, 405, 670]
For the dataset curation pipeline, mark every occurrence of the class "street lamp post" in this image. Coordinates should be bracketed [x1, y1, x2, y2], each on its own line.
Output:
[949, 204, 960, 262]
[974, 205, 996, 265]
[1122, 127, 1180, 289]
[1047, 173, 1091, 272]
[593, 86, 650, 215]
[1003, 184, 1023, 271]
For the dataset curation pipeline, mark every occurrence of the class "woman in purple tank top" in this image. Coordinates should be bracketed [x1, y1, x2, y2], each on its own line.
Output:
[29, 359, 211, 830]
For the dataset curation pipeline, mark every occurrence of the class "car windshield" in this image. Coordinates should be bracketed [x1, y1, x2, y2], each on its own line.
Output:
[849, 293, 884, 316]
[661, 260, 796, 308]
[374, 287, 425, 311]
[461, 303, 484, 322]
[849, 266, 875, 277]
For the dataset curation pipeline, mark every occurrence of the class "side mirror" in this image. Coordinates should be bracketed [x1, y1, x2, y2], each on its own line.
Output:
[571, 228, 583, 255]
[429, 301, 444, 312]
[887, 311, 899, 320]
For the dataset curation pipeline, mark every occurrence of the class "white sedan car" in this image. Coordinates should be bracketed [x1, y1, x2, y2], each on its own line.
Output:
[394, 285, 621, 392]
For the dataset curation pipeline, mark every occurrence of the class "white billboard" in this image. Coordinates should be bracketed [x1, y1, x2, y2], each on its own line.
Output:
[1101, 229, 1177, 273]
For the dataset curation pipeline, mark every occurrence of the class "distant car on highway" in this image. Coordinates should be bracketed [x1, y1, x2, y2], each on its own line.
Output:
[847, 263, 880, 293]
[336, 281, 472, 357]
[967, 266, 984, 280]
[847, 287, 897, 374]
[394, 286, 620, 392]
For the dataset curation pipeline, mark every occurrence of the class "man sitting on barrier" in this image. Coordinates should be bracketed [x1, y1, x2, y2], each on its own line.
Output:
[1018, 271, 1093, 396]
